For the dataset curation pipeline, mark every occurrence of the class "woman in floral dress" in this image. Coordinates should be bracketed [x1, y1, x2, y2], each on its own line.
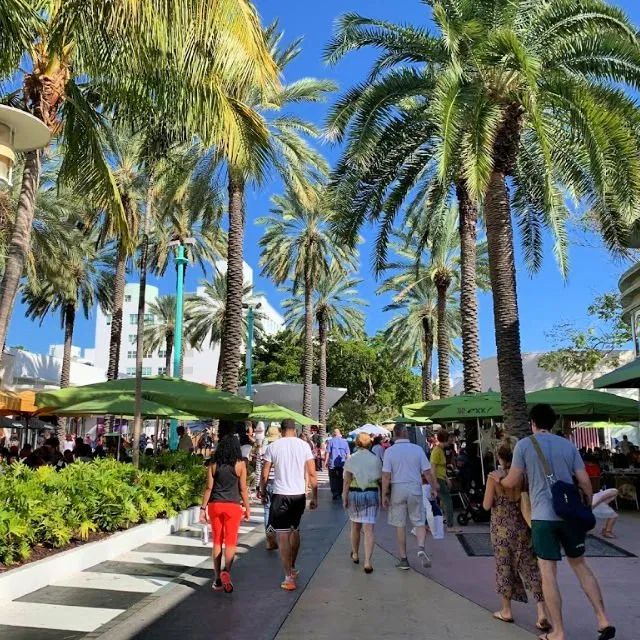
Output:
[483, 444, 550, 631]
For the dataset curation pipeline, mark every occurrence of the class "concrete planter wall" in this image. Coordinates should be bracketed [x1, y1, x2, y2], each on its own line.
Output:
[0, 505, 200, 603]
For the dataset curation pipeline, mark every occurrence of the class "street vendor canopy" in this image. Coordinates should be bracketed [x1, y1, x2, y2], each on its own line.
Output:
[248, 403, 318, 426]
[594, 359, 640, 390]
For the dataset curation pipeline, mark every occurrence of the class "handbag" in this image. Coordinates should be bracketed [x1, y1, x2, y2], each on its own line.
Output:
[520, 490, 532, 528]
[529, 436, 595, 532]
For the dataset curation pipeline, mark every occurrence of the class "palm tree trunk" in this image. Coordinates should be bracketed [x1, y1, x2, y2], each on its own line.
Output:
[302, 269, 314, 427]
[107, 247, 127, 380]
[133, 186, 153, 468]
[56, 302, 75, 439]
[220, 172, 245, 393]
[215, 354, 223, 389]
[165, 333, 173, 376]
[457, 183, 482, 394]
[484, 169, 529, 437]
[0, 150, 41, 361]
[435, 275, 451, 398]
[317, 309, 327, 436]
[421, 317, 433, 401]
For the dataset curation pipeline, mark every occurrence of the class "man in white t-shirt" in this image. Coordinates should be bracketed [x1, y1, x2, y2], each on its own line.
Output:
[382, 425, 438, 570]
[260, 419, 318, 591]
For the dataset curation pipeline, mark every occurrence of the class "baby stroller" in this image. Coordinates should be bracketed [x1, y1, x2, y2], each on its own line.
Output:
[456, 481, 490, 526]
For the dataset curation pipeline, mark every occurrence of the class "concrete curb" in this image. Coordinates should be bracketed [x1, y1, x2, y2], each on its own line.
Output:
[0, 505, 200, 603]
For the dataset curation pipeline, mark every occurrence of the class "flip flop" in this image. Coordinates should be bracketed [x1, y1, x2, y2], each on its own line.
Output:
[536, 619, 552, 632]
[220, 570, 233, 593]
[350, 552, 360, 564]
[598, 626, 616, 640]
[493, 612, 514, 623]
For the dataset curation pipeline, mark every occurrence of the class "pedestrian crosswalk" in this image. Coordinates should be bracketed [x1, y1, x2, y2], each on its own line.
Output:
[0, 505, 266, 640]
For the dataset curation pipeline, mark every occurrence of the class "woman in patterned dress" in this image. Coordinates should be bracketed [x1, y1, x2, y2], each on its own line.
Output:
[342, 433, 383, 574]
[483, 444, 550, 631]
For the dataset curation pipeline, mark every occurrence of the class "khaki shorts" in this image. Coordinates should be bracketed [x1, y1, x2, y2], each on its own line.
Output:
[388, 482, 425, 528]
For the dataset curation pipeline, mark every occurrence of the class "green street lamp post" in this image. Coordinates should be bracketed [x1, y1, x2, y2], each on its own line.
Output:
[243, 302, 261, 400]
[169, 238, 194, 450]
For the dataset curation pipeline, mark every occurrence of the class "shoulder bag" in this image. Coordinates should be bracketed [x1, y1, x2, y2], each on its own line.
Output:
[529, 436, 595, 532]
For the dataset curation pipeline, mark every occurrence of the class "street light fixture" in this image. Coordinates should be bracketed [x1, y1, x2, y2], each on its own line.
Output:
[242, 301, 262, 400]
[0, 105, 50, 186]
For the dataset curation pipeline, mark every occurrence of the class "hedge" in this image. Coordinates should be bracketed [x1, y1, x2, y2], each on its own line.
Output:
[0, 455, 206, 566]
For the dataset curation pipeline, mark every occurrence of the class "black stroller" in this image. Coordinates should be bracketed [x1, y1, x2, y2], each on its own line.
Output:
[454, 480, 490, 526]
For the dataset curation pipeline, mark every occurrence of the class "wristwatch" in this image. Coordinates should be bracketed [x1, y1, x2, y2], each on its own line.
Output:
[200, 506, 206, 511]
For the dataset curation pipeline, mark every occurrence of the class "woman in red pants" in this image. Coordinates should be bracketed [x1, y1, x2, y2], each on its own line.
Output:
[199, 431, 251, 592]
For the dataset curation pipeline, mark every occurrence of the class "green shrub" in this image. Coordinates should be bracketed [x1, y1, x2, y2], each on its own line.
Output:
[0, 456, 207, 566]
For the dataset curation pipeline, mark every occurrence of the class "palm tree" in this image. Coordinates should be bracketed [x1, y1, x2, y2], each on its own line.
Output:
[22, 218, 114, 433]
[258, 187, 353, 418]
[382, 278, 460, 401]
[218, 25, 336, 393]
[186, 274, 264, 388]
[0, 1, 279, 434]
[326, 1, 640, 435]
[283, 265, 366, 432]
[141, 296, 178, 377]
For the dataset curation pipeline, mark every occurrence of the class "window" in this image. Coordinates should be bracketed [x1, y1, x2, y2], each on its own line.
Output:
[105, 314, 112, 326]
[143, 351, 153, 358]
[129, 314, 138, 324]
[125, 294, 132, 302]
[142, 367, 152, 376]
[144, 313, 154, 324]
[126, 367, 135, 376]
[128, 334, 137, 345]
[158, 350, 166, 359]
[127, 351, 137, 359]
[157, 367, 167, 375]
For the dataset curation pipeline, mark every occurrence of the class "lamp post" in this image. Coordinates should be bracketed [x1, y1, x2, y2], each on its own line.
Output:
[243, 302, 261, 400]
[0, 105, 50, 186]
[168, 237, 194, 450]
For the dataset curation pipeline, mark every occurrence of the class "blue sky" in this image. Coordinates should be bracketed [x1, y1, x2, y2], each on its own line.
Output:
[8, 0, 640, 373]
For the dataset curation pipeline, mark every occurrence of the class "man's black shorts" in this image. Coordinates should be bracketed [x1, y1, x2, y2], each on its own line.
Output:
[267, 494, 306, 533]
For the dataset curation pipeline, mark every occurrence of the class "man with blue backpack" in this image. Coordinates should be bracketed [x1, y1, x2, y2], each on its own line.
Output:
[491, 404, 614, 640]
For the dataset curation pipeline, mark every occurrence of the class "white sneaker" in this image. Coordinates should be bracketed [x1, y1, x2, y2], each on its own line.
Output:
[417, 549, 431, 568]
[410, 527, 416, 536]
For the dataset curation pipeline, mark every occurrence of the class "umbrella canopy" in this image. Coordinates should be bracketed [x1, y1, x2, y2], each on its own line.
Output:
[525, 386, 639, 421]
[248, 403, 318, 426]
[429, 394, 504, 422]
[404, 392, 502, 420]
[0, 388, 21, 415]
[349, 424, 390, 437]
[594, 359, 640, 389]
[37, 394, 197, 419]
[382, 415, 432, 425]
[35, 376, 252, 419]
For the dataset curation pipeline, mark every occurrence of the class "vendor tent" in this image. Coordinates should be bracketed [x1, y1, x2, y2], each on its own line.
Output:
[382, 415, 432, 425]
[594, 359, 640, 389]
[248, 403, 318, 426]
[35, 376, 252, 419]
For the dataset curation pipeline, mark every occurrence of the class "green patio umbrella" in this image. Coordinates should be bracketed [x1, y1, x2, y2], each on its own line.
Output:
[382, 415, 432, 425]
[593, 359, 640, 389]
[248, 403, 318, 426]
[35, 376, 252, 419]
[428, 393, 504, 422]
[37, 394, 196, 420]
[403, 392, 502, 419]
[525, 386, 639, 421]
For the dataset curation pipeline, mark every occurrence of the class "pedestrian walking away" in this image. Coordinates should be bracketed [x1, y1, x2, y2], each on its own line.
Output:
[342, 433, 383, 573]
[483, 443, 550, 632]
[381, 424, 438, 571]
[260, 419, 318, 591]
[430, 429, 461, 533]
[493, 404, 615, 640]
[325, 429, 350, 500]
[199, 426, 251, 593]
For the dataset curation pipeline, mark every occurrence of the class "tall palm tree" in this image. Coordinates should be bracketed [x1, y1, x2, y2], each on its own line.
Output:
[258, 187, 353, 418]
[382, 278, 460, 401]
[283, 265, 366, 432]
[325, 1, 640, 436]
[141, 296, 178, 377]
[22, 219, 114, 433]
[186, 274, 264, 388]
[218, 25, 336, 393]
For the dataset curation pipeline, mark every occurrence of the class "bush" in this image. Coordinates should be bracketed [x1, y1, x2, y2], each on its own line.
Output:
[0, 456, 207, 566]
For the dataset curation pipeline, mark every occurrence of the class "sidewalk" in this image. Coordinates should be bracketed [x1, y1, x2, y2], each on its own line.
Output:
[276, 525, 533, 640]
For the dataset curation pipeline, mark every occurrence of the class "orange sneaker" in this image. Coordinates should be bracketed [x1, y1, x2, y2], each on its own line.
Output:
[280, 576, 297, 591]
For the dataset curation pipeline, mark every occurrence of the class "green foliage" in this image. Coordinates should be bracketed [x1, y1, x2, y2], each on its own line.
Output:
[251, 329, 305, 384]
[538, 292, 633, 374]
[0, 456, 205, 566]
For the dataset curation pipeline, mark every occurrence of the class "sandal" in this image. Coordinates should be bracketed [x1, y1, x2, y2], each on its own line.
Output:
[364, 565, 373, 574]
[601, 531, 617, 539]
[350, 552, 360, 564]
[536, 619, 552, 632]
[493, 612, 514, 623]
[598, 626, 616, 640]
[220, 570, 233, 593]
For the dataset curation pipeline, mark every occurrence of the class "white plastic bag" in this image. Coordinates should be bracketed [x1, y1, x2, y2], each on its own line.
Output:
[423, 485, 445, 539]
[201, 522, 210, 545]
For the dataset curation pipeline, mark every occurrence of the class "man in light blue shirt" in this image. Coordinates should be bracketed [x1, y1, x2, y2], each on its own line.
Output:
[325, 429, 350, 500]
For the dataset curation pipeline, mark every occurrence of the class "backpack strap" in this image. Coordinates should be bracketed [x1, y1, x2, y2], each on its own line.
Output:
[529, 435, 555, 481]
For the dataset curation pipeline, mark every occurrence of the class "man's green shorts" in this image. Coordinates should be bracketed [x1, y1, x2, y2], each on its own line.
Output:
[531, 520, 587, 561]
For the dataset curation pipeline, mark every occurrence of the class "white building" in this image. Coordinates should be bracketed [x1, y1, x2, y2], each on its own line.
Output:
[92, 261, 284, 385]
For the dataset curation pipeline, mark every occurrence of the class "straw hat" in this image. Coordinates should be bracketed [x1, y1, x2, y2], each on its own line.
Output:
[266, 424, 281, 443]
